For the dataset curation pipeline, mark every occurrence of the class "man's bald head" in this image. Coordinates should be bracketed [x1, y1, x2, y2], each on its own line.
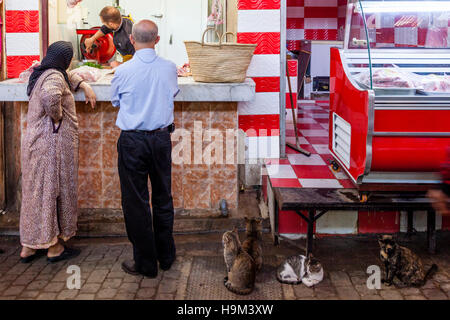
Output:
[132, 20, 159, 44]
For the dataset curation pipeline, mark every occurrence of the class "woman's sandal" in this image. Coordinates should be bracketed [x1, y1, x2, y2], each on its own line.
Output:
[20, 249, 47, 264]
[47, 247, 81, 264]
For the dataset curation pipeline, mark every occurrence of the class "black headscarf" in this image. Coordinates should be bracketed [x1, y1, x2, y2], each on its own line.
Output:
[27, 41, 74, 97]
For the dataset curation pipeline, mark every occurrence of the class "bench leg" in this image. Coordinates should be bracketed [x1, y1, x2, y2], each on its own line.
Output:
[427, 209, 436, 254]
[306, 210, 315, 256]
[274, 234, 280, 246]
[274, 201, 280, 246]
[406, 210, 414, 236]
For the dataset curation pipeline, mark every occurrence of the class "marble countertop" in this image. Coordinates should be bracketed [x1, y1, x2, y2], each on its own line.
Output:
[0, 75, 255, 102]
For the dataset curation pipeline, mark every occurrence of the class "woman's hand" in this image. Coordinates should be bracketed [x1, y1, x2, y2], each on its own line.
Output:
[110, 61, 121, 68]
[80, 82, 96, 109]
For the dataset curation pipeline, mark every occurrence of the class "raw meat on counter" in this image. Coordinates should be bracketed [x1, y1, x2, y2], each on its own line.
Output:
[357, 68, 450, 93]
[67, 0, 83, 8]
[177, 63, 192, 77]
[70, 66, 106, 82]
[357, 68, 422, 89]
[421, 75, 450, 93]
[18, 61, 41, 83]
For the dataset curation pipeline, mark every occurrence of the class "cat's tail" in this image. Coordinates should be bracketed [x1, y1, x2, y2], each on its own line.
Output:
[223, 277, 254, 295]
[276, 274, 302, 285]
[424, 264, 438, 282]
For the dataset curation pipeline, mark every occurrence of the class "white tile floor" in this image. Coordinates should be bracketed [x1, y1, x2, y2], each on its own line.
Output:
[286, 136, 310, 145]
[298, 178, 343, 188]
[297, 118, 318, 124]
[287, 154, 326, 166]
[266, 164, 298, 179]
[310, 113, 330, 119]
[301, 130, 329, 137]
[312, 144, 331, 154]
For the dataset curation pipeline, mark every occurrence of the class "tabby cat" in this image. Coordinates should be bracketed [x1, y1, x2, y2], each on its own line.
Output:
[378, 235, 438, 287]
[242, 217, 263, 272]
[222, 227, 256, 295]
[276, 253, 324, 287]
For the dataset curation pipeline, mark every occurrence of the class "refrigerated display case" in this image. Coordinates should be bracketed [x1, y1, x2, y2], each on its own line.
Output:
[329, 0, 450, 188]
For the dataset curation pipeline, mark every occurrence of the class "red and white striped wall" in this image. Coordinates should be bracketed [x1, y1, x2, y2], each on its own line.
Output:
[237, 0, 281, 159]
[4, 0, 40, 79]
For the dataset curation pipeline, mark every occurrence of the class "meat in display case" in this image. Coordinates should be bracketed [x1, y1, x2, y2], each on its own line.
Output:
[329, 0, 450, 187]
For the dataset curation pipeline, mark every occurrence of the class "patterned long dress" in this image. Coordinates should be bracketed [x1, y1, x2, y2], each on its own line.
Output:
[20, 69, 84, 249]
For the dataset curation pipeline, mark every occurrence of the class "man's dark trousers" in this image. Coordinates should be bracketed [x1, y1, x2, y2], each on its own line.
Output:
[117, 129, 176, 276]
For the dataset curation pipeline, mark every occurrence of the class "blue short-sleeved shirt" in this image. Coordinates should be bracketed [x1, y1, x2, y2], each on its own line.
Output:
[111, 48, 180, 131]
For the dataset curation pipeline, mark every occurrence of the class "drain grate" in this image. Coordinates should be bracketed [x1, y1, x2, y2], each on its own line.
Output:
[185, 256, 283, 300]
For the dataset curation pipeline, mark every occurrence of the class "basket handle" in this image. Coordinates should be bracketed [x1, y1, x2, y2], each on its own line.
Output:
[220, 32, 237, 44]
[201, 27, 221, 47]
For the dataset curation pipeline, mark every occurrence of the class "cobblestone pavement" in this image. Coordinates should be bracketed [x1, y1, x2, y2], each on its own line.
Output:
[0, 232, 449, 300]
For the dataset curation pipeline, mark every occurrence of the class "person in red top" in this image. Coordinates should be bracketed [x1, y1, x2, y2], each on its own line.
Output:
[428, 147, 450, 215]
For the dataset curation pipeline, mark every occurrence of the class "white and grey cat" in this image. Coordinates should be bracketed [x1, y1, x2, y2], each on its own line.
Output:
[276, 253, 324, 287]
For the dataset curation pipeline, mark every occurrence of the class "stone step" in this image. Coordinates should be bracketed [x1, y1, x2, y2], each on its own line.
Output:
[76, 217, 271, 237]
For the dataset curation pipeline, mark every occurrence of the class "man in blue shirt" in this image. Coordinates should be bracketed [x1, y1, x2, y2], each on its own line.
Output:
[111, 20, 179, 278]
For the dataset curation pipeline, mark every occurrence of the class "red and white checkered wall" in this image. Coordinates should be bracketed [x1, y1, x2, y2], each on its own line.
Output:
[352, 11, 450, 48]
[4, 0, 40, 79]
[287, 0, 347, 51]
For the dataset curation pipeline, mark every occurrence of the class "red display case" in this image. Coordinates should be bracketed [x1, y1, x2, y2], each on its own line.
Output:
[329, 0, 450, 188]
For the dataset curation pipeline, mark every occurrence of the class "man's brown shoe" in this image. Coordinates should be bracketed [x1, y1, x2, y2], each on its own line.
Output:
[121, 260, 141, 276]
[122, 260, 158, 278]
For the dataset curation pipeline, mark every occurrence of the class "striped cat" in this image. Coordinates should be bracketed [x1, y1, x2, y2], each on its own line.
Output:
[223, 228, 256, 295]
[276, 253, 324, 287]
[242, 217, 263, 272]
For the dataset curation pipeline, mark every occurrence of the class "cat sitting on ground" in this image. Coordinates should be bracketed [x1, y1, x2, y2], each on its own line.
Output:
[222, 227, 256, 295]
[276, 253, 324, 287]
[242, 217, 263, 272]
[378, 235, 438, 287]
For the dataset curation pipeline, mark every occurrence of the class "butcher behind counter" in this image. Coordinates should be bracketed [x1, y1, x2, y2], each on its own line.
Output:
[84, 6, 135, 68]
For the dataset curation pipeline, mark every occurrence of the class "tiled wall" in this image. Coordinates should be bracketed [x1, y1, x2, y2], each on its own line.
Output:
[350, 11, 450, 48]
[237, 0, 281, 159]
[287, 0, 347, 51]
[19, 101, 239, 214]
[4, 0, 40, 78]
[172, 102, 239, 213]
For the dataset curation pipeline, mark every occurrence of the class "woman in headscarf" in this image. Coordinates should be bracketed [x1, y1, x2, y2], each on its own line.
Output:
[20, 41, 97, 263]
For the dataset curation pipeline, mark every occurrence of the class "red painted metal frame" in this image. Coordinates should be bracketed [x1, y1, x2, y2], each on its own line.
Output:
[371, 137, 450, 172]
[374, 109, 450, 133]
[329, 47, 370, 183]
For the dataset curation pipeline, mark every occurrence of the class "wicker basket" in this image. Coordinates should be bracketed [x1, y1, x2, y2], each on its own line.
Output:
[184, 28, 257, 83]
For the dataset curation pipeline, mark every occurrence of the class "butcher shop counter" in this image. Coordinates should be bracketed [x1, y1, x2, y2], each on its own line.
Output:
[0, 76, 255, 235]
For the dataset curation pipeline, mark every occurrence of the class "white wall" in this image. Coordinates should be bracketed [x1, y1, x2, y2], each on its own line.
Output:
[160, 0, 208, 66]
[310, 41, 343, 78]
[49, 0, 210, 66]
